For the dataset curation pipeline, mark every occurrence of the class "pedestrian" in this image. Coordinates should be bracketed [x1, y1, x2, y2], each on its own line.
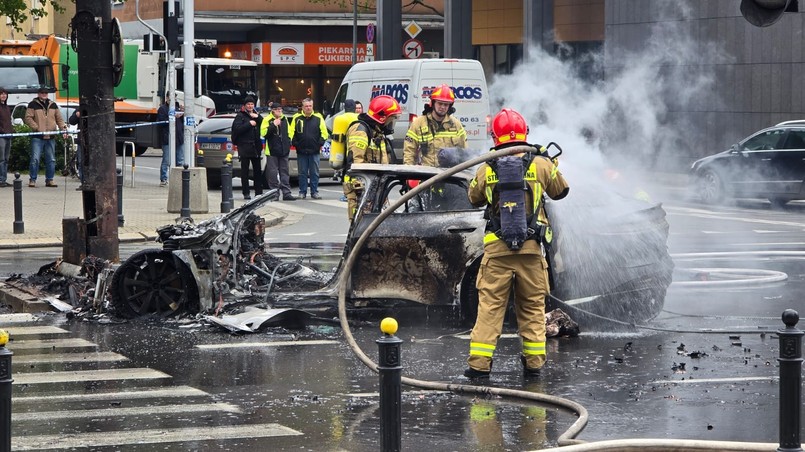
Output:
[333, 99, 360, 203]
[343, 95, 401, 221]
[290, 98, 328, 199]
[354, 100, 363, 114]
[24, 88, 67, 187]
[68, 110, 83, 190]
[260, 99, 296, 201]
[231, 95, 264, 200]
[464, 108, 570, 380]
[0, 88, 12, 188]
[403, 84, 467, 166]
[157, 95, 185, 187]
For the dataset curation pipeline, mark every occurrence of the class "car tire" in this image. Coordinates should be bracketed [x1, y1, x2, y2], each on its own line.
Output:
[769, 197, 789, 208]
[698, 170, 724, 204]
[109, 249, 199, 319]
[206, 169, 222, 189]
[459, 258, 481, 326]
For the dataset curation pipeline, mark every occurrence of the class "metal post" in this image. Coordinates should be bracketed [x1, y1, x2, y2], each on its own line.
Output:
[197, 149, 205, 167]
[182, 0, 196, 166]
[377, 317, 402, 452]
[778, 309, 804, 452]
[0, 329, 13, 452]
[180, 163, 191, 220]
[116, 168, 124, 227]
[225, 154, 234, 208]
[129, 142, 136, 188]
[220, 156, 232, 213]
[12, 173, 23, 234]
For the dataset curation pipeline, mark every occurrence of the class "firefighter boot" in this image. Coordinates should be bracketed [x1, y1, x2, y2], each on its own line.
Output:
[464, 360, 492, 380]
[520, 355, 541, 378]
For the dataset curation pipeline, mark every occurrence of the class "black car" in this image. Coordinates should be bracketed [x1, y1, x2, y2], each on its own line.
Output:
[691, 121, 805, 206]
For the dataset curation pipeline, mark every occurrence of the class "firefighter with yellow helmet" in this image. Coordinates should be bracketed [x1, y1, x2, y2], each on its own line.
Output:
[403, 83, 467, 166]
[343, 95, 402, 221]
[465, 108, 570, 379]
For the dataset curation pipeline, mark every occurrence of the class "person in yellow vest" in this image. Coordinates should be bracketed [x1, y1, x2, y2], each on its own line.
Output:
[343, 95, 401, 221]
[261, 100, 296, 201]
[331, 99, 360, 204]
[465, 108, 570, 379]
[403, 83, 467, 166]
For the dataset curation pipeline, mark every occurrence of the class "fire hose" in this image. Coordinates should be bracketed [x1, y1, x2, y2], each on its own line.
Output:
[335, 144, 778, 451]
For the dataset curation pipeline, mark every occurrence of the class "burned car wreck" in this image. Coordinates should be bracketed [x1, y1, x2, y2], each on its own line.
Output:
[108, 163, 674, 327]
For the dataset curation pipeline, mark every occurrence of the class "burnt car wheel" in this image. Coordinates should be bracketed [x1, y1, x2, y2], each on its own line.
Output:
[698, 170, 724, 204]
[110, 249, 199, 318]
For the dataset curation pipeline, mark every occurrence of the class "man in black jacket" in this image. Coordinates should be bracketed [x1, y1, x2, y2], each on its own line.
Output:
[261, 100, 295, 201]
[0, 88, 12, 187]
[290, 98, 329, 199]
[231, 96, 264, 200]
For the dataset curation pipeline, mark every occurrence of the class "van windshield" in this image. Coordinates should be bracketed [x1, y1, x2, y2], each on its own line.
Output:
[0, 65, 55, 93]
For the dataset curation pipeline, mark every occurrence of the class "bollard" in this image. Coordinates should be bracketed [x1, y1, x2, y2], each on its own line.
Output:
[220, 154, 233, 213]
[12, 173, 23, 234]
[180, 163, 192, 221]
[116, 168, 125, 227]
[0, 329, 13, 452]
[377, 317, 402, 452]
[778, 309, 804, 452]
[197, 149, 205, 167]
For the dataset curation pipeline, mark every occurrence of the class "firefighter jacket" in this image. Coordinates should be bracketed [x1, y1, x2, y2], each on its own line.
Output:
[231, 108, 264, 158]
[346, 116, 391, 165]
[403, 113, 467, 166]
[24, 97, 66, 139]
[290, 111, 328, 155]
[468, 150, 569, 259]
[260, 113, 291, 157]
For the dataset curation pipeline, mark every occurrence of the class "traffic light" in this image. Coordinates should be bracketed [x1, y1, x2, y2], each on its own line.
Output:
[162, 1, 179, 51]
[740, 0, 799, 27]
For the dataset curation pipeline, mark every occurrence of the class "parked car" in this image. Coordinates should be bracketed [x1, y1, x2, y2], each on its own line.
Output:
[691, 121, 805, 206]
[195, 112, 335, 189]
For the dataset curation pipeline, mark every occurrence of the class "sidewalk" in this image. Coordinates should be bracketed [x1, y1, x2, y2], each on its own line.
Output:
[0, 173, 284, 249]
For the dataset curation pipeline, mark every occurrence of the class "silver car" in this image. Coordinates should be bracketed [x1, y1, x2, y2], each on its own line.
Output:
[195, 112, 334, 189]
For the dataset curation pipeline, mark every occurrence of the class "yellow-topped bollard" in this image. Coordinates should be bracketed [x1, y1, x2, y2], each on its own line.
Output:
[376, 317, 402, 451]
[0, 327, 11, 452]
[380, 317, 398, 335]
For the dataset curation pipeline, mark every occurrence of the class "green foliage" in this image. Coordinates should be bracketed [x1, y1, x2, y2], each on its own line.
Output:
[0, 0, 66, 32]
[8, 124, 67, 177]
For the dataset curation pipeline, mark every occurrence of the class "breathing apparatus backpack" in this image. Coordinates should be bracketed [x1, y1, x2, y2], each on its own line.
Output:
[329, 112, 358, 170]
[486, 152, 552, 251]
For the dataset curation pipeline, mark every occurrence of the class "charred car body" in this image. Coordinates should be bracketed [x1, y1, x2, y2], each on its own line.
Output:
[109, 163, 674, 326]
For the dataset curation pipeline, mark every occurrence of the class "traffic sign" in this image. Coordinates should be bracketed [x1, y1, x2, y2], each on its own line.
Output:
[366, 23, 375, 43]
[402, 39, 423, 59]
[404, 21, 422, 39]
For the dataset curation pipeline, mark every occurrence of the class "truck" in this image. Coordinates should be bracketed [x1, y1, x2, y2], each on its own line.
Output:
[0, 35, 259, 155]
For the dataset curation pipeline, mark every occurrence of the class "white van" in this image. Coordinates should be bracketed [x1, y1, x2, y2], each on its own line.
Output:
[326, 58, 490, 159]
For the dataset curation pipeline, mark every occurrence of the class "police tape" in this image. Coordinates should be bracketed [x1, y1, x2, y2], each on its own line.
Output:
[0, 120, 169, 139]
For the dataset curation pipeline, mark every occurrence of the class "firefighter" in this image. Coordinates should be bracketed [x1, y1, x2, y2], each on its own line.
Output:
[465, 108, 570, 379]
[343, 95, 401, 221]
[403, 83, 467, 166]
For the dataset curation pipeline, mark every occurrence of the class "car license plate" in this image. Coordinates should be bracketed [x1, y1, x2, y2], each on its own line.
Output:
[200, 142, 220, 150]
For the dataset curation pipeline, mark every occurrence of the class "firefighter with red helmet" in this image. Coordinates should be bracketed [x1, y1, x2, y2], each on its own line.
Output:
[464, 108, 570, 379]
[403, 83, 467, 166]
[343, 95, 402, 221]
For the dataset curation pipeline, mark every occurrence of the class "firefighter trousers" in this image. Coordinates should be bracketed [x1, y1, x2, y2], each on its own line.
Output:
[468, 253, 549, 372]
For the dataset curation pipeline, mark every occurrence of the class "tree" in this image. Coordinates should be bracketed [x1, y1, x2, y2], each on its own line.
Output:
[0, 0, 66, 32]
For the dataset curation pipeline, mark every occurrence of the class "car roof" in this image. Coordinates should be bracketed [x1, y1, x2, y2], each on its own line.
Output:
[776, 120, 805, 127]
[350, 163, 475, 181]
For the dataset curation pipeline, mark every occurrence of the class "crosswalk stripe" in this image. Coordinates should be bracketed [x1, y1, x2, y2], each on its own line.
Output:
[197, 339, 340, 349]
[14, 402, 242, 421]
[8, 338, 96, 350]
[0, 313, 39, 324]
[13, 385, 208, 404]
[12, 351, 127, 365]
[2, 326, 67, 336]
[13, 367, 171, 384]
[12, 423, 303, 450]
